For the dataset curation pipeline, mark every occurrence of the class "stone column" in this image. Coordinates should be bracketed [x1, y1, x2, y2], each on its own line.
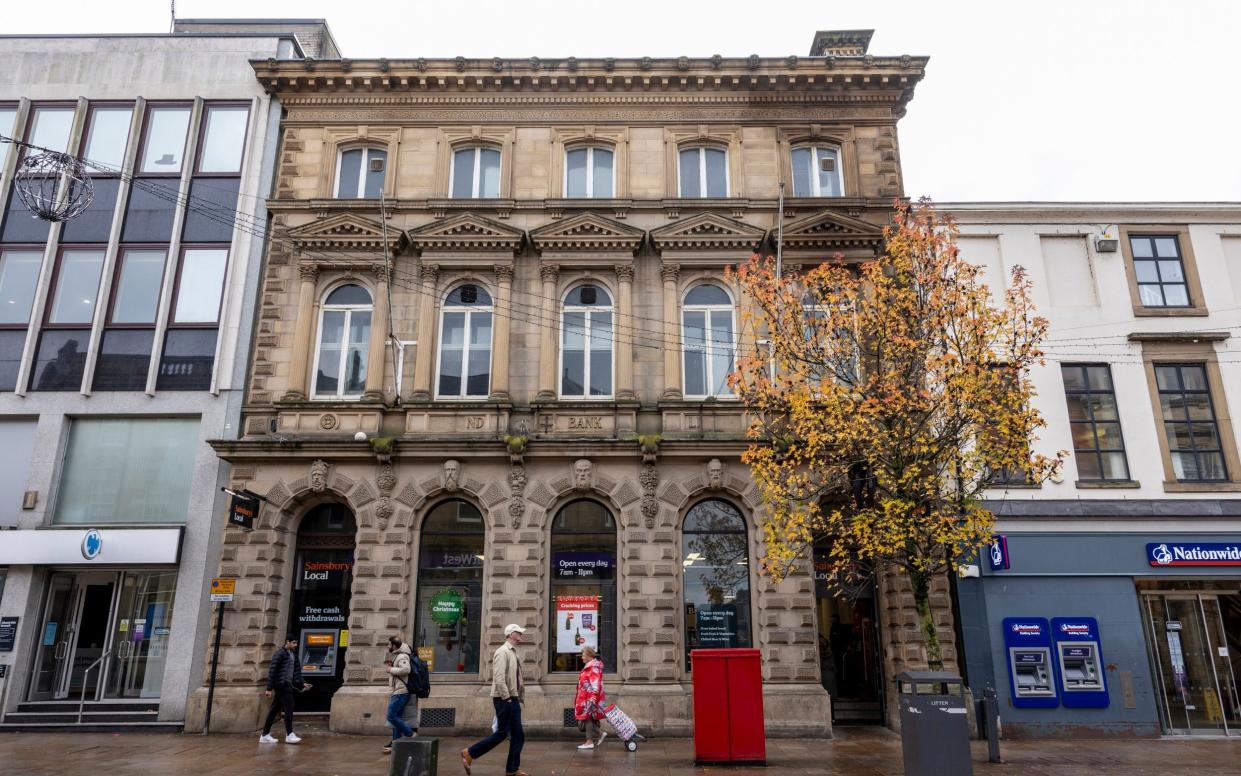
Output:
[614, 264, 635, 400]
[661, 263, 682, 400]
[489, 264, 514, 401]
[410, 263, 439, 401]
[283, 263, 319, 401]
[535, 263, 559, 401]
[363, 264, 390, 401]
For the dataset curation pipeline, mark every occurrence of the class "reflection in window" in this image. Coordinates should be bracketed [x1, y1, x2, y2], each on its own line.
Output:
[2, 180, 52, 243]
[565, 146, 614, 198]
[683, 499, 752, 669]
[1155, 363, 1228, 481]
[682, 284, 735, 398]
[172, 249, 227, 323]
[197, 105, 249, 174]
[1131, 235, 1190, 308]
[157, 329, 218, 391]
[61, 178, 120, 243]
[451, 146, 501, 198]
[549, 500, 617, 673]
[83, 106, 133, 169]
[678, 146, 728, 197]
[122, 178, 179, 242]
[28, 106, 75, 154]
[314, 284, 372, 399]
[561, 284, 613, 398]
[791, 145, 842, 197]
[31, 330, 89, 391]
[0, 107, 16, 168]
[49, 250, 105, 325]
[111, 249, 165, 324]
[1060, 364, 1130, 481]
[437, 284, 492, 398]
[334, 147, 387, 198]
[92, 329, 155, 391]
[0, 249, 42, 325]
[182, 179, 239, 242]
[140, 106, 191, 174]
[415, 500, 485, 674]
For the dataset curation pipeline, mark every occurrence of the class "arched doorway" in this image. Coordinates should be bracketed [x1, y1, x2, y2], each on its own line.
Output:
[289, 502, 356, 712]
[413, 500, 485, 675]
[548, 500, 617, 673]
[813, 539, 884, 724]
[682, 499, 753, 671]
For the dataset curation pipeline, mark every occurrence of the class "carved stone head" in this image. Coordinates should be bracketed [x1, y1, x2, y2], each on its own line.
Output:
[443, 460, 461, 493]
[309, 460, 329, 493]
[573, 459, 593, 492]
[707, 459, 724, 490]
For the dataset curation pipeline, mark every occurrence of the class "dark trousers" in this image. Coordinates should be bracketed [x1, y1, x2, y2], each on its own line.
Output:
[468, 697, 524, 774]
[262, 686, 296, 735]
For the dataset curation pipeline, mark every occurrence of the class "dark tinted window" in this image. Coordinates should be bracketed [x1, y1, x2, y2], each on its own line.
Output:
[182, 178, 239, 243]
[1, 181, 51, 243]
[30, 330, 90, 391]
[92, 330, 154, 391]
[156, 329, 217, 391]
[60, 178, 120, 243]
[0, 330, 26, 391]
[122, 178, 179, 242]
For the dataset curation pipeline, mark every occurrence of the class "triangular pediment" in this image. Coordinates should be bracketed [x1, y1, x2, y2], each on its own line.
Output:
[287, 213, 404, 252]
[779, 210, 885, 255]
[407, 213, 525, 253]
[649, 212, 766, 253]
[529, 213, 645, 253]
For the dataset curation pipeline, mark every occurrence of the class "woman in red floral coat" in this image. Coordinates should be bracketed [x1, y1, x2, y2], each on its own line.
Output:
[573, 646, 608, 749]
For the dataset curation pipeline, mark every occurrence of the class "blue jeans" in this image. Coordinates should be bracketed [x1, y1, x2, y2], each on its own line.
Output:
[387, 693, 414, 740]
[468, 697, 524, 774]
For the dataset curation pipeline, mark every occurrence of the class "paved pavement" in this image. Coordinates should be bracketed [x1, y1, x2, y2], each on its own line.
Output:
[1, 727, 1240, 775]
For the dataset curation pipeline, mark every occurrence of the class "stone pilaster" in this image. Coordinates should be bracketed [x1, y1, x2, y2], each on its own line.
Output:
[660, 263, 682, 399]
[535, 264, 559, 401]
[614, 264, 635, 400]
[489, 265, 514, 401]
[410, 263, 439, 401]
[283, 263, 319, 401]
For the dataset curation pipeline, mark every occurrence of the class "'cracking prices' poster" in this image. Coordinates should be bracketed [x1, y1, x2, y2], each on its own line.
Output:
[555, 595, 598, 654]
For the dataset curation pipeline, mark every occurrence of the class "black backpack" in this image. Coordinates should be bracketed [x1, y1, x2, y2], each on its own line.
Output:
[403, 654, 431, 699]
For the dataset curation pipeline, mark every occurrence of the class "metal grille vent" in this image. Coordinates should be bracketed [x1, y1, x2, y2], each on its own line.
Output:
[563, 708, 578, 728]
[420, 708, 456, 728]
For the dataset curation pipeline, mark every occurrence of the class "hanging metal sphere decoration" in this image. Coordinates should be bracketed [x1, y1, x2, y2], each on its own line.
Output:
[13, 151, 94, 222]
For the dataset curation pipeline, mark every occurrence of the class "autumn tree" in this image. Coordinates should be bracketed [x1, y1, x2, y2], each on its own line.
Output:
[730, 199, 1063, 667]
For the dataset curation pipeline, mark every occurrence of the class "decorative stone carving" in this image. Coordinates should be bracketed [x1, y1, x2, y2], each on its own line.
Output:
[707, 459, 724, 490]
[374, 497, 393, 531]
[677, 56, 690, 71]
[639, 463, 660, 529]
[318, 413, 338, 430]
[659, 263, 680, 284]
[640, 56, 652, 71]
[748, 54, 760, 70]
[573, 459, 593, 492]
[711, 54, 723, 70]
[508, 464, 527, 529]
[377, 463, 396, 494]
[443, 460, 461, 493]
[492, 57, 503, 72]
[309, 460, 330, 493]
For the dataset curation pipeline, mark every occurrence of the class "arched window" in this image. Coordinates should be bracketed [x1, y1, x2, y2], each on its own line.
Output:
[790, 145, 841, 197]
[678, 145, 728, 198]
[549, 499, 617, 673]
[451, 145, 501, 198]
[565, 146, 614, 198]
[436, 283, 493, 398]
[682, 499, 752, 669]
[414, 500, 485, 674]
[560, 284, 613, 398]
[291, 502, 356, 709]
[313, 284, 372, 399]
[334, 146, 387, 198]
[682, 284, 735, 398]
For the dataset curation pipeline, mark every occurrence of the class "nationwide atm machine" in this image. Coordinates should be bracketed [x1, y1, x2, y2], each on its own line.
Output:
[1001, 617, 1058, 707]
[1050, 617, 1109, 707]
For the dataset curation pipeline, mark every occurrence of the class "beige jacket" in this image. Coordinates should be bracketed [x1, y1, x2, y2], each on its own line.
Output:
[386, 642, 412, 697]
[490, 641, 523, 700]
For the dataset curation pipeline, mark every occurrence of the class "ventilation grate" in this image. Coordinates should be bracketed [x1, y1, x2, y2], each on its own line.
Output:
[420, 708, 456, 728]
[563, 708, 579, 728]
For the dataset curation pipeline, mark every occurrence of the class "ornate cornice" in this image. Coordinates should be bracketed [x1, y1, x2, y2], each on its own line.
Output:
[528, 212, 645, 254]
[286, 212, 406, 253]
[778, 209, 886, 256]
[649, 212, 766, 254]
[406, 213, 524, 253]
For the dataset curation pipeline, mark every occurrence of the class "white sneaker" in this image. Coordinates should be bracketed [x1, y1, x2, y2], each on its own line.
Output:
[285, 733, 302, 744]
[577, 742, 595, 750]
[597, 731, 609, 746]
[258, 734, 277, 743]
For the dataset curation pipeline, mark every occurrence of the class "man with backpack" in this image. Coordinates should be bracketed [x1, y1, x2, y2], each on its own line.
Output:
[383, 634, 429, 754]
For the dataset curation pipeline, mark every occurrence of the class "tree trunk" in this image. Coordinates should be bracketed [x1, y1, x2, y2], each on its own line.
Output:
[909, 568, 943, 670]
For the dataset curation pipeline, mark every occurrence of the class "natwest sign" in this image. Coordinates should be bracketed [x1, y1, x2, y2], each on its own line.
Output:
[1147, 542, 1241, 567]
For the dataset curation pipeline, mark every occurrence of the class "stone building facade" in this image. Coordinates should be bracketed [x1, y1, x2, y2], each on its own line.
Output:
[185, 30, 948, 736]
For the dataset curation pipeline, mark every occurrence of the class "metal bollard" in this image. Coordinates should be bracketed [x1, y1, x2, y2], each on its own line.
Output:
[982, 686, 1002, 763]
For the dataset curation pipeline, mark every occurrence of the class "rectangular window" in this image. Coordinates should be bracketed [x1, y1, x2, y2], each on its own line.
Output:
[139, 106, 191, 174]
[1155, 364, 1228, 481]
[53, 417, 199, 525]
[0, 419, 37, 526]
[60, 178, 120, 243]
[92, 329, 154, 391]
[111, 249, 165, 324]
[196, 104, 249, 174]
[1061, 364, 1130, 481]
[1131, 235, 1190, 308]
[2, 180, 52, 243]
[0, 249, 42, 326]
[565, 147, 614, 198]
[172, 248, 227, 323]
[28, 105, 75, 154]
[155, 248, 227, 392]
[82, 105, 133, 169]
[157, 329, 218, 391]
[122, 178, 179, 242]
[451, 147, 500, 198]
[29, 329, 89, 391]
[0, 105, 17, 169]
[48, 249, 105, 325]
[182, 179, 239, 242]
[0, 330, 25, 391]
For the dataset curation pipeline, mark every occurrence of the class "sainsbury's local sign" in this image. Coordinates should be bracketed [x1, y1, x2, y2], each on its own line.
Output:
[1147, 542, 1241, 567]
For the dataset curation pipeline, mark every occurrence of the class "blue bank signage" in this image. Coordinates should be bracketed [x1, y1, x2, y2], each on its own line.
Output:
[1147, 542, 1241, 567]
[988, 535, 1010, 571]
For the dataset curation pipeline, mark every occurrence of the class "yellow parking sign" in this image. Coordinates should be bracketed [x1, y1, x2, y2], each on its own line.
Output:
[210, 578, 236, 602]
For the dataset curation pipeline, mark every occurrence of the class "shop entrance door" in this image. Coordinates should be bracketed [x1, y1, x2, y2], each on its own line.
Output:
[1142, 593, 1240, 735]
[28, 572, 117, 701]
[813, 544, 884, 724]
[104, 571, 178, 699]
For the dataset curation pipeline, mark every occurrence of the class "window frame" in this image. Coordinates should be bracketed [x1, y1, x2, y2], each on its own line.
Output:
[77, 101, 135, 175]
[558, 283, 615, 400]
[1060, 363, 1132, 483]
[681, 283, 738, 400]
[790, 144, 843, 197]
[135, 102, 194, 178]
[1119, 226, 1208, 317]
[449, 144, 502, 199]
[1129, 234, 1191, 309]
[42, 245, 108, 329]
[434, 283, 494, 400]
[0, 102, 19, 169]
[0, 245, 46, 330]
[547, 498, 618, 674]
[1154, 362, 1228, 483]
[414, 498, 487, 676]
[563, 144, 616, 199]
[168, 243, 230, 327]
[677, 144, 730, 198]
[332, 144, 388, 199]
[681, 498, 753, 672]
[20, 102, 77, 162]
[193, 101, 251, 177]
[105, 245, 169, 328]
[311, 282, 374, 401]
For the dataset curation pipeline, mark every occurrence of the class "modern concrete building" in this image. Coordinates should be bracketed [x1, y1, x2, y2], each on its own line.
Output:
[948, 203, 1241, 737]
[184, 30, 946, 737]
[0, 20, 334, 727]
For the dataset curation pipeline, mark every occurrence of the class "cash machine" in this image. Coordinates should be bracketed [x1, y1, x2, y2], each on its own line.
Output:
[1050, 617, 1109, 708]
[1001, 617, 1058, 708]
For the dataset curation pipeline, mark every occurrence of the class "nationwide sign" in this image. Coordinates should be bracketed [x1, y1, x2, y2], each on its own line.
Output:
[1147, 542, 1241, 567]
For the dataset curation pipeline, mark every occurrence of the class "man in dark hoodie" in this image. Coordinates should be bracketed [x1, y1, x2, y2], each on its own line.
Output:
[259, 635, 310, 744]
[383, 634, 417, 754]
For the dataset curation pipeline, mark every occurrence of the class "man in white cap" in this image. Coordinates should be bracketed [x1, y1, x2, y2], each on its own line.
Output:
[461, 623, 527, 776]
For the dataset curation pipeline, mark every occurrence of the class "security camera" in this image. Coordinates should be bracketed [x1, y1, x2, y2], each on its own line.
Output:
[354, 431, 368, 441]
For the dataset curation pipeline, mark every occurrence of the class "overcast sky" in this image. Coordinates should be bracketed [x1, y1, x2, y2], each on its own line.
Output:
[6, 0, 1239, 202]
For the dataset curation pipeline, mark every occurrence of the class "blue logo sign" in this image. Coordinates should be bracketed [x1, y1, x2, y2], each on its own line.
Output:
[988, 535, 1010, 571]
[81, 529, 103, 560]
[1147, 542, 1241, 567]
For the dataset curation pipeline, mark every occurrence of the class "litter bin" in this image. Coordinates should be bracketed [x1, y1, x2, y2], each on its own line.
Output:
[389, 736, 438, 776]
[691, 648, 765, 766]
[897, 671, 973, 776]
